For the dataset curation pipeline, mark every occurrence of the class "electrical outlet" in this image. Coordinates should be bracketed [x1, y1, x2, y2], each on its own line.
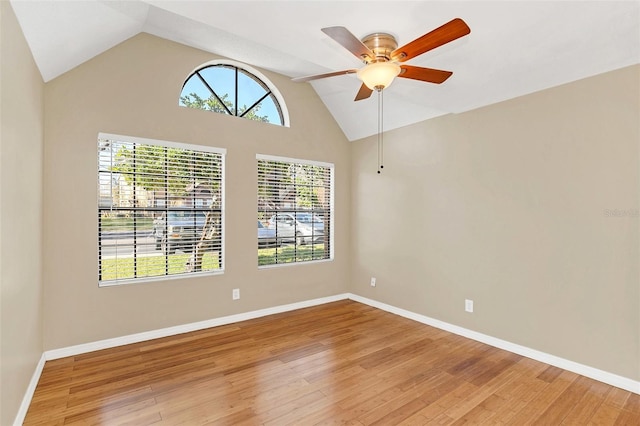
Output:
[370, 277, 376, 287]
[232, 288, 240, 300]
[465, 299, 474, 313]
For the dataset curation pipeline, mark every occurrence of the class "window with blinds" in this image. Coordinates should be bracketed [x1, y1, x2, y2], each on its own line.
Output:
[98, 133, 224, 285]
[257, 155, 334, 267]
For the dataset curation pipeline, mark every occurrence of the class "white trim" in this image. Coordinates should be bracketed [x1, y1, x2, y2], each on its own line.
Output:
[98, 269, 224, 287]
[219, 149, 226, 271]
[98, 132, 227, 155]
[182, 59, 290, 128]
[256, 153, 334, 169]
[329, 165, 335, 260]
[13, 353, 46, 426]
[258, 258, 333, 270]
[348, 294, 640, 395]
[45, 294, 349, 360]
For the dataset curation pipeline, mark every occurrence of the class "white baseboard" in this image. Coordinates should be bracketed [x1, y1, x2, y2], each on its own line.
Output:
[45, 293, 350, 360]
[348, 293, 640, 395]
[20, 290, 637, 425]
[13, 353, 46, 426]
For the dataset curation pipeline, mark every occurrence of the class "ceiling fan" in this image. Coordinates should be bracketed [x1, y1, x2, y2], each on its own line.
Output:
[292, 18, 471, 101]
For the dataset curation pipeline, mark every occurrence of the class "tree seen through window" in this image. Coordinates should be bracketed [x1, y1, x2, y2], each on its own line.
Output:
[180, 64, 284, 125]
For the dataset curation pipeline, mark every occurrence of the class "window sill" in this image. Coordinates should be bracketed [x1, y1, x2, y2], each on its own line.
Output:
[258, 258, 333, 270]
[99, 269, 224, 287]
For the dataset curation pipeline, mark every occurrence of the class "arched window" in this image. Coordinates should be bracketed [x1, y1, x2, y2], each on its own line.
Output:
[180, 60, 288, 126]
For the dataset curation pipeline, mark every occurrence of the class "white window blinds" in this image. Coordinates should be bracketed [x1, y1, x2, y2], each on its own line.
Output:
[257, 155, 334, 267]
[98, 134, 224, 285]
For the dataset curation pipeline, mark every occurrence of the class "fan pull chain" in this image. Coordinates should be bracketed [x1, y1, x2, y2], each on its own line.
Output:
[377, 89, 384, 174]
[380, 89, 384, 171]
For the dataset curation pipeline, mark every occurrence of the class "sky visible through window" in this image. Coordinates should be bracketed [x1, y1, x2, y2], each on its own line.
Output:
[180, 65, 282, 125]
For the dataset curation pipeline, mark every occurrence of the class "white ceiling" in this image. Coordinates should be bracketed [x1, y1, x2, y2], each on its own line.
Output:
[10, 0, 640, 141]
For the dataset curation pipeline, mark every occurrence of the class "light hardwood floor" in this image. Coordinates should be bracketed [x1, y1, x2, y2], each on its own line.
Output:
[25, 300, 639, 425]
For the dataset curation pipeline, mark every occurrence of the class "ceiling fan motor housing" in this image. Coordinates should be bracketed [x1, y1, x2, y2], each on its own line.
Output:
[361, 33, 398, 63]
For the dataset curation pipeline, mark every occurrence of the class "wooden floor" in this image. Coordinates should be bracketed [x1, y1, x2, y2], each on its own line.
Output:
[25, 300, 639, 425]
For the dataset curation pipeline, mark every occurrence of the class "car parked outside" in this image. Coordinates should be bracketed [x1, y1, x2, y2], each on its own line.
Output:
[267, 212, 324, 245]
[258, 221, 280, 248]
[153, 210, 207, 254]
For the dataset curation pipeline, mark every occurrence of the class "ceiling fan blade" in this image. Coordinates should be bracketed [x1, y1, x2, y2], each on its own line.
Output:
[399, 65, 453, 84]
[391, 18, 470, 62]
[292, 69, 358, 83]
[322, 26, 374, 61]
[354, 83, 373, 101]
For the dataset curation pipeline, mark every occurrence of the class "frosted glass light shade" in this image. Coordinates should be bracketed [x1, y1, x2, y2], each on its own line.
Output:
[357, 62, 401, 90]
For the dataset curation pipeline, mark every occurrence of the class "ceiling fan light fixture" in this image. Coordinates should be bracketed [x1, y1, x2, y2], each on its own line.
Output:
[357, 62, 401, 90]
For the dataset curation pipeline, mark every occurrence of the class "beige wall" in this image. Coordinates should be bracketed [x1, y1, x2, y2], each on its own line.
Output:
[351, 65, 640, 380]
[2, 15, 637, 424]
[42, 33, 351, 350]
[0, 2, 45, 424]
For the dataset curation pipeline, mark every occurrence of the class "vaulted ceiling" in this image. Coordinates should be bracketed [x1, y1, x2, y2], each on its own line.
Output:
[10, 0, 640, 141]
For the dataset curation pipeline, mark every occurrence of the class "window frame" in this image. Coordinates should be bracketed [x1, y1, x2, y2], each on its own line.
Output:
[257, 154, 335, 269]
[98, 132, 226, 287]
[180, 59, 290, 127]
